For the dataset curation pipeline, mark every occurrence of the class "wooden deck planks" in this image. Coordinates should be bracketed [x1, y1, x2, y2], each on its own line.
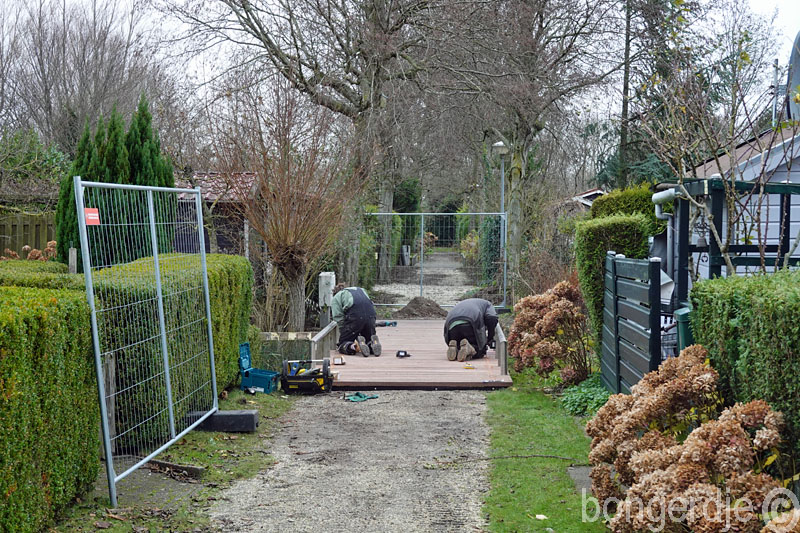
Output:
[330, 319, 513, 389]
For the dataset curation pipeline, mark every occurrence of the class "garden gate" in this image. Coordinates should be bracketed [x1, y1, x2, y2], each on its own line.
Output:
[601, 252, 662, 394]
[364, 212, 507, 307]
[75, 177, 217, 506]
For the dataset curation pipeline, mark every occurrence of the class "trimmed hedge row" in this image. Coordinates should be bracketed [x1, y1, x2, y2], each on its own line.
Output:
[0, 263, 84, 290]
[691, 270, 800, 455]
[87, 253, 253, 450]
[0, 260, 69, 274]
[1, 253, 253, 392]
[94, 253, 253, 385]
[0, 286, 98, 532]
[590, 183, 669, 235]
[575, 213, 650, 344]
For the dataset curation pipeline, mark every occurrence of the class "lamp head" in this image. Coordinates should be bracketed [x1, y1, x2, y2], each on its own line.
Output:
[492, 140, 509, 156]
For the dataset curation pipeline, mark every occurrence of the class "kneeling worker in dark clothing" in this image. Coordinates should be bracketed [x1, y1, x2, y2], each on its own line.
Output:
[444, 298, 498, 362]
[332, 283, 382, 356]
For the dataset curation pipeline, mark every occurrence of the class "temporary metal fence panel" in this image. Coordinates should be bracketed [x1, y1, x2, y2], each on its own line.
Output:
[364, 212, 507, 307]
[601, 252, 662, 394]
[74, 177, 217, 506]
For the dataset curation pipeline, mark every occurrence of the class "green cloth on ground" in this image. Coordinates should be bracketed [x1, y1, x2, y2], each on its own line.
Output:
[345, 392, 379, 402]
[448, 319, 469, 329]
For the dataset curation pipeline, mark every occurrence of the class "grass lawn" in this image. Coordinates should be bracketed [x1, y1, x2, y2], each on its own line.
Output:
[53, 389, 294, 532]
[485, 370, 605, 532]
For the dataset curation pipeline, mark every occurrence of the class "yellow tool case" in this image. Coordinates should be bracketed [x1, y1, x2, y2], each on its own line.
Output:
[280, 358, 333, 394]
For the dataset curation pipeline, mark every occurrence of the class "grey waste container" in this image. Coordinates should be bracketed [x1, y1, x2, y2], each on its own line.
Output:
[674, 306, 694, 352]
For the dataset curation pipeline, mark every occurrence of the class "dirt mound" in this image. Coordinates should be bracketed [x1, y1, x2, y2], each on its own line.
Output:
[393, 296, 448, 319]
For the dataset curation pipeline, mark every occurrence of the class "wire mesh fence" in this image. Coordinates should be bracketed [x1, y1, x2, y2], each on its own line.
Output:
[363, 212, 506, 307]
[75, 178, 217, 506]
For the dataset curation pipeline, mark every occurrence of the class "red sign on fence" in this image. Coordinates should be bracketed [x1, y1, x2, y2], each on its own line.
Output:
[84, 208, 100, 226]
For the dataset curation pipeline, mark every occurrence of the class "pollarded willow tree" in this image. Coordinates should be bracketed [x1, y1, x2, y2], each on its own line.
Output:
[210, 78, 362, 330]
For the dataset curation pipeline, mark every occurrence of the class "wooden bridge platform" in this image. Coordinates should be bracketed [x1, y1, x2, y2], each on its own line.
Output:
[330, 319, 513, 389]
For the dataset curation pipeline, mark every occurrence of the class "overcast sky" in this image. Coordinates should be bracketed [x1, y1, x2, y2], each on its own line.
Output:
[748, 0, 800, 63]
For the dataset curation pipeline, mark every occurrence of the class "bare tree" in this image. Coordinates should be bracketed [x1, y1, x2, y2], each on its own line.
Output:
[437, 0, 620, 284]
[7, 0, 172, 154]
[210, 78, 362, 330]
[0, 7, 21, 130]
[638, 0, 797, 274]
[161, 0, 446, 283]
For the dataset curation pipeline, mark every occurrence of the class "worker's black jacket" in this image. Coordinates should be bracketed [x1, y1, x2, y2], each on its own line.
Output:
[443, 298, 497, 353]
[345, 288, 376, 321]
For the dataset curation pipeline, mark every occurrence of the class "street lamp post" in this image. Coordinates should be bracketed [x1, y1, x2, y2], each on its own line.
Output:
[492, 140, 509, 307]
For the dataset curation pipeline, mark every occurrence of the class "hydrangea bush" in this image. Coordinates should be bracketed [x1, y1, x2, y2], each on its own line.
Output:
[587, 345, 791, 532]
[508, 280, 592, 385]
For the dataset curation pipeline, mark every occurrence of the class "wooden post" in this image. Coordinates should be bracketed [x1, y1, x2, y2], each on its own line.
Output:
[318, 272, 335, 349]
[244, 219, 250, 261]
[69, 247, 77, 274]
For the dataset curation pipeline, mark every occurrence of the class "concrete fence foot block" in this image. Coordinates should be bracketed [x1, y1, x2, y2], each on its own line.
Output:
[188, 410, 259, 433]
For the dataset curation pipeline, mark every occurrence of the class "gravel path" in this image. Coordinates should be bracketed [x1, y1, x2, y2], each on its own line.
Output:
[210, 390, 490, 532]
[372, 252, 480, 306]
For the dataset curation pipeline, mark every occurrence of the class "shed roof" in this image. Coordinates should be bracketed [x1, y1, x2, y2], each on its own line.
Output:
[175, 172, 255, 203]
[691, 129, 800, 181]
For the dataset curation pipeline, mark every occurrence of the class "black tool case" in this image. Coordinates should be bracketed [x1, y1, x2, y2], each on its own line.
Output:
[280, 358, 332, 394]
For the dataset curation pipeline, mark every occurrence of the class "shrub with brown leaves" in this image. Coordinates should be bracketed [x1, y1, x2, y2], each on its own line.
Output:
[507, 280, 591, 384]
[588, 345, 789, 532]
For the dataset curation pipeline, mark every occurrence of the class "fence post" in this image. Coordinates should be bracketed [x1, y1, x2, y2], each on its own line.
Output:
[419, 213, 424, 298]
[69, 247, 77, 274]
[147, 190, 177, 440]
[648, 257, 662, 372]
[73, 176, 118, 508]
[319, 272, 336, 350]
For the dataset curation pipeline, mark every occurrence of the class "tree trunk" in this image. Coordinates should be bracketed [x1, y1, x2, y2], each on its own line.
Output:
[338, 209, 361, 286]
[619, 0, 632, 189]
[377, 180, 394, 282]
[508, 145, 524, 279]
[283, 265, 308, 331]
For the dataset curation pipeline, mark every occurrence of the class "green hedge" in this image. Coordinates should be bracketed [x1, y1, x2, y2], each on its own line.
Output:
[575, 213, 650, 344]
[0, 262, 84, 290]
[359, 210, 403, 289]
[203, 254, 254, 389]
[88, 254, 252, 449]
[2, 253, 252, 392]
[590, 183, 669, 235]
[0, 286, 98, 532]
[691, 270, 800, 455]
[0, 260, 69, 274]
[479, 216, 501, 283]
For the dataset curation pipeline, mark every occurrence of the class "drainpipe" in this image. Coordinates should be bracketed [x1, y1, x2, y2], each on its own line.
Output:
[652, 188, 676, 284]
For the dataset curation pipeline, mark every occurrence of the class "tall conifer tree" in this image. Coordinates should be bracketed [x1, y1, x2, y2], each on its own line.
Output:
[55, 96, 174, 271]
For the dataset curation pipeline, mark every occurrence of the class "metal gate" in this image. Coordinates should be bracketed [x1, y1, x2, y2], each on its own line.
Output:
[74, 177, 217, 506]
[364, 212, 507, 307]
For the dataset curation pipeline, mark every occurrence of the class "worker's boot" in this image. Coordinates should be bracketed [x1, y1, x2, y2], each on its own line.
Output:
[356, 335, 369, 357]
[447, 340, 458, 361]
[457, 341, 476, 362]
[369, 334, 382, 356]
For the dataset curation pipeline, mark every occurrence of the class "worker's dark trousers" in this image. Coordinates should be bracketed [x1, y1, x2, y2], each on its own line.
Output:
[337, 316, 377, 354]
[448, 323, 487, 358]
